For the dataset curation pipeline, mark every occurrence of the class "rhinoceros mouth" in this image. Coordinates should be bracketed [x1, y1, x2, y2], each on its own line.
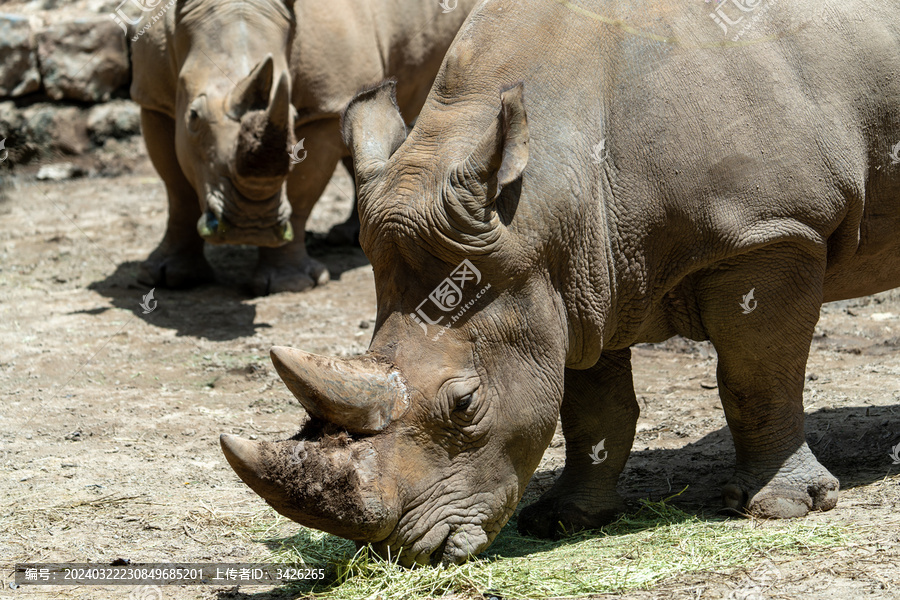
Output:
[372, 485, 516, 566]
[372, 519, 496, 566]
[198, 178, 293, 247]
[197, 210, 293, 246]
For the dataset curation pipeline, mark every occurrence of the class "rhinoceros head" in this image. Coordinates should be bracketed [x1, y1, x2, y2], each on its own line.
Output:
[173, 2, 296, 247]
[222, 80, 570, 564]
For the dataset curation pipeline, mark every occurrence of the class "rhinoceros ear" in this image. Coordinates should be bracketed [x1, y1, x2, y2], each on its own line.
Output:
[227, 54, 275, 120]
[341, 79, 407, 185]
[462, 83, 529, 201]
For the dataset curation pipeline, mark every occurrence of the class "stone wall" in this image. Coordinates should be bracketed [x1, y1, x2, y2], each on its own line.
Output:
[0, 1, 144, 171]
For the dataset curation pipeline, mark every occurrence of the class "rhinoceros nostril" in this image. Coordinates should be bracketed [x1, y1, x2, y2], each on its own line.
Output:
[430, 537, 450, 566]
[197, 211, 233, 238]
[276, 220, 293, 242]
[197, 210, 218, 238]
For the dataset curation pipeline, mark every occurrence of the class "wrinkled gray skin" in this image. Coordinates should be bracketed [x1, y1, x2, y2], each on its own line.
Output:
[130, 0, 478, 294]
[221, 0, 900, 564]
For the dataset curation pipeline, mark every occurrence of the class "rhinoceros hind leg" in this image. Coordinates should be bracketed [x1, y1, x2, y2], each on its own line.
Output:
[138, 107, 214, 289]
[518, 349, 638, 539]
[701, 243, 839, 519]
[325, 157, 360, 247]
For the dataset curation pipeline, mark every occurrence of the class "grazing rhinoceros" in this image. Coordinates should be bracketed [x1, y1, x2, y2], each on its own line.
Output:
[220, 0, 900, 564]
[130, 0, 479, 294]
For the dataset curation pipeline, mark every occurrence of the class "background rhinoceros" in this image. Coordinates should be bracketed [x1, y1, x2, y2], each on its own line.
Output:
[130, 0, 479, 294]
[222, 0, 900, 564]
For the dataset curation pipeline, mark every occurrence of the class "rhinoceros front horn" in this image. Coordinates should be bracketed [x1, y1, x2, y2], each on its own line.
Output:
[219, 434, 398, 540]
[270, 346, 410, 434]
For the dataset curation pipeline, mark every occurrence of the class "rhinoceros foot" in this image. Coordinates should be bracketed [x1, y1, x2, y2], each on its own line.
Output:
[138, 244, 214, 289]
[517, 493, 625, 540]
[251, 253, 329, 296]
[722, 444, 839, 519]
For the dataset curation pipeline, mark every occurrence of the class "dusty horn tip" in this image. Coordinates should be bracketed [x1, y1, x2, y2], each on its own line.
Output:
[220, 434, 267, 486]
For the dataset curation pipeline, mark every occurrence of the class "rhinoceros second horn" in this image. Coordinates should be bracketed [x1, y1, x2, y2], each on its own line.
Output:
[266, 72, 290, 131]
[269, 346, 409, 433]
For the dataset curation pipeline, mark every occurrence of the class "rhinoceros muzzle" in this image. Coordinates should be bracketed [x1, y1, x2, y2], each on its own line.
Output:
[197, 173, 293, 247]
[196, 209, 293, 246]
[221, 347, 409, 541]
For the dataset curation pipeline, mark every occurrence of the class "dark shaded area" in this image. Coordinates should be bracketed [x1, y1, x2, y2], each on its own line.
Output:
[524, 404, 900, 517]
[88, 235, 370, 340]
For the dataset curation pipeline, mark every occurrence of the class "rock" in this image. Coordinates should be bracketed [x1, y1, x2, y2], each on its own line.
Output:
[37, 162, 86, 181]
[0, 101, 25, 139]
[22, 104, 90, 155]
[87, 100, 141, 143]
[0, 15, 41, 97]
[26, 0, 63, 10]
[36, 17, 129, 102]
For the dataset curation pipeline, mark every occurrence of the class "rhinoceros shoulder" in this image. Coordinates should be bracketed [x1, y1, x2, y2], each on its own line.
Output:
[129, 8, 177, 117]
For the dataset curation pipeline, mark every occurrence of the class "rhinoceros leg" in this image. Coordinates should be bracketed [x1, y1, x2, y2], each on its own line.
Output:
[701, 244, 839, 518]
[324, 156, 360, 246]
[251, 118, 338, 295]
[137, 108, 214, 289]
[518, 349, 639, 539]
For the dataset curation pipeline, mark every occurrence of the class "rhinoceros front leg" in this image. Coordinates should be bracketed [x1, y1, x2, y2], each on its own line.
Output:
[701, 243, 839, 518]
[518, 349, 639, 539]
[251, 118, 338, 295]
[137, 108, 214, 288]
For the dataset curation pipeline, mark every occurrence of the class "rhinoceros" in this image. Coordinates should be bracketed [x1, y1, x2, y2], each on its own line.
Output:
[220, 0, 900, 564]
[130, 0, 479, 294]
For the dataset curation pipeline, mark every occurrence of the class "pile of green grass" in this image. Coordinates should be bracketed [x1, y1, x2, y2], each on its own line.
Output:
[259, 494, 847, 600]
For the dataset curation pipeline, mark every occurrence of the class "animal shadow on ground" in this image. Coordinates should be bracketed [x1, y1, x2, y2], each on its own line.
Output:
[88, 236, 370, 340]
[517, 404, 900, 552]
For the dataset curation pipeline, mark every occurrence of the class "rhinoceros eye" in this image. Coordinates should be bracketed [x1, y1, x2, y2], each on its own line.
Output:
[454, 393, 473, 411]
[187, 96, 206, 133]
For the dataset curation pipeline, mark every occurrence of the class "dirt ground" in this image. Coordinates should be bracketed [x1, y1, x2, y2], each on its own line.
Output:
[1, 149, 899, 600]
